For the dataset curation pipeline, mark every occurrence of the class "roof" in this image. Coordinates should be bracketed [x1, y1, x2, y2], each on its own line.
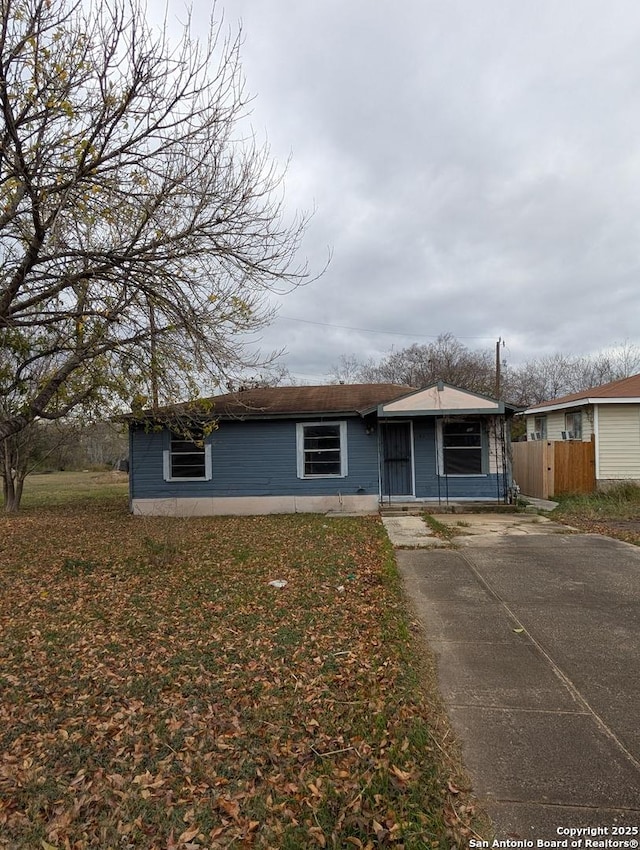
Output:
[526, 373, 640, 414]
[128, 381, 520, 423]
[148, 383, 416, 420]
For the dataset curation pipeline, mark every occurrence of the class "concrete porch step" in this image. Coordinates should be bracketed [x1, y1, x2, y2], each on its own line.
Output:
[379, 504, 425, 517]
[379, 501, 518, 516]
[380, 507, 431, 516]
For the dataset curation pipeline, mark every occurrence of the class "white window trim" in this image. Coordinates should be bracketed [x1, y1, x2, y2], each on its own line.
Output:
[163, 441, 212, 482]
[564, 411, 583, 440]
[534, 415, 547, 439]
[436, 419, 487, 477]
[296, 421, 348, 479]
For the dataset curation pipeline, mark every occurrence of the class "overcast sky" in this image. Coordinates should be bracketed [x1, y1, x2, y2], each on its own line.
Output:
[153, 0, 640, 383]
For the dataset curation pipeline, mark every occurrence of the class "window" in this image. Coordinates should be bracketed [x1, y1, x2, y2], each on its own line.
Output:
[163, 432, 212, 481]
[564, 412, 582, 440]
[297, 421, 347, 478]
[534, 416, 547, 439]
[440, 419, 484, 475]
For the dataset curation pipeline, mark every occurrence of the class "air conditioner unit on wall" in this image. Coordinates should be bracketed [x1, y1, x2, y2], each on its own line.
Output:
[561, 431, 568, 440]
[529, 432, 537, 441]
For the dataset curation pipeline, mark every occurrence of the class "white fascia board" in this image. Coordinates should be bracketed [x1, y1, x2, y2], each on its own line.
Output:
[587, 397, 640, 404]
[524, 399, 587, 414]
[525, 397, 640, 415]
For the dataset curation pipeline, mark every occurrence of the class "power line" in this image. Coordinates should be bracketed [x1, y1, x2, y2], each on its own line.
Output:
[277, 314, 499, 342]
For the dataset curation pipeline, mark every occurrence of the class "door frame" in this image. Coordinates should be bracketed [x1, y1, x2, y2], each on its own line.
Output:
[378, 420, 415, 499]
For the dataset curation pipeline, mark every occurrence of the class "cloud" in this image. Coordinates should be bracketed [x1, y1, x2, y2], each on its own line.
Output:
[154, 0, 640, 380]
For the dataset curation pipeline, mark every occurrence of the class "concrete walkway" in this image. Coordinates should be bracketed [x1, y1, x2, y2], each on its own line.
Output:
[382, 510, 569, 548]
[389, 514, 640, 840]
[381, 515, 446, 547]
[522, 496, 559, 511]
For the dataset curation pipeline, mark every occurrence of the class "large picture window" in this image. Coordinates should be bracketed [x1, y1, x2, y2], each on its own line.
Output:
[297, 422, 347, 478]
[163, 432, 212, 481]
[440, 419, 484, 475]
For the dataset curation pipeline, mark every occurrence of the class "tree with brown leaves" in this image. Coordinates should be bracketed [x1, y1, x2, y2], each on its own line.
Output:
[0, 0, 314, 468]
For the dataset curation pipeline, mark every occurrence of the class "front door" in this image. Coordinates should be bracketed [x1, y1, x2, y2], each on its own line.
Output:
[381, 422, 414, 497]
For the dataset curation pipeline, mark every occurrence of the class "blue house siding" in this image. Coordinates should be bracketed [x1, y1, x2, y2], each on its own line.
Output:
[130, 411, 511, 510]
[130, 417, 380, 500]
[410, 419, 505, 499]
[130, 427, 164, 500]
[412, 420, 437, 497]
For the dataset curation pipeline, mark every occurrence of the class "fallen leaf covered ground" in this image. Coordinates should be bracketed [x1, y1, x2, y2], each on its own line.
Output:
[556, 514, 640, 544]
[0, 495, 478, 849]
[552, 485, 640, 546]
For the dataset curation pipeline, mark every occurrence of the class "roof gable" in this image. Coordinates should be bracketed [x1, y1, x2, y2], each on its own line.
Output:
[380, 383, 502, 415]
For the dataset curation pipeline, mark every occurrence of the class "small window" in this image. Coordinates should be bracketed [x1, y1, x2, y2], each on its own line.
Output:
[565, 412, 582, 440]
[441, 419, 484, 475]
[164, 432, 212, 480]
[297, 422, 347, 478]
[534, 416, 547, 439]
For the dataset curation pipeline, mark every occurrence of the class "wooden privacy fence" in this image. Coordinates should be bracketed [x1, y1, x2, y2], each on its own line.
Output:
[512, 439, 595, 499]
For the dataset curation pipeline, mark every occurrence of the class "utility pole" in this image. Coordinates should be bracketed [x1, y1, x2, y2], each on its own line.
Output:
[495, 337, 504, 398]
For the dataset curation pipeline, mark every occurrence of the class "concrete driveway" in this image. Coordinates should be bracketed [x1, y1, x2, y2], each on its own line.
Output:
[394, 516, 640, 840]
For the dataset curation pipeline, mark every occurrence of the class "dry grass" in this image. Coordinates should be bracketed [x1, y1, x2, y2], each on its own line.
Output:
[20, 470, 129, 507]
[553, 483, 640, 545]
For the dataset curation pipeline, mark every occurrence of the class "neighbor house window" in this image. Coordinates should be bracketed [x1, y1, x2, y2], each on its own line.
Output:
[534, 416, 547, 439]
[440, 419, 484, 475]
[296, 422, 348, 478]
[564, 412, 582, 440]
[163, 432, 212, 481]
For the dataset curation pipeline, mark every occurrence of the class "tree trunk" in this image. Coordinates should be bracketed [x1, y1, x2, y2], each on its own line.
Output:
[3, 479, 23, 513]
[1, 438, 25, 513]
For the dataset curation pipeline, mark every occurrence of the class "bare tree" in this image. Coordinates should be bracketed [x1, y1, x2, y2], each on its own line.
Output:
[595, 340, 640, 381]
[503, 353, 581, 407]
[327, 353, 365, 384]
[228, 364, 298, 390]
[505, 341, 640, 408]
[328, 337, 640, 411]
[0, 0, 315, 448]
[341, 334, 496, 394]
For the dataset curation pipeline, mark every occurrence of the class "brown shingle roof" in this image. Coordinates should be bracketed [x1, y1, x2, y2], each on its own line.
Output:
[532, 373, 640, 409]
[160, 383, 415, 419]
[208, 384, 414, 417]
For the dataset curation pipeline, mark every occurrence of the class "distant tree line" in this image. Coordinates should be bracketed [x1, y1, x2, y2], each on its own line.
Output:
[1, 421, 127, 511]
[328, 334, 640, 407]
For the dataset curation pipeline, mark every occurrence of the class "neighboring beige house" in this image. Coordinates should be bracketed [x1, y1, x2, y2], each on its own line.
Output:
[524, 373, 640, 488]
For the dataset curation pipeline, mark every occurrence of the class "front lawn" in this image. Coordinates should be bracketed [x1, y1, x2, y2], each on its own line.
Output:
[0, 497, 478, 848]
